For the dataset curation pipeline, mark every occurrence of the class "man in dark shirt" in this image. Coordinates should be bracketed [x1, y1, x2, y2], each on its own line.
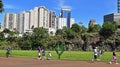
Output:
[6, 47, 11, 58]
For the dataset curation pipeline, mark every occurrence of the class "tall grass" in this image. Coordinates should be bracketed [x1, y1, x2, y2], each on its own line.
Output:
[0, 50, 120, 62]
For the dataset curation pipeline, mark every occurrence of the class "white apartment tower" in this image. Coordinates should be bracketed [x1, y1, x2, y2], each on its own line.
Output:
[18, 11, 30, 34]
[56, 17, 74, 30]
[39, 6, 49, 28]
[29, 9, 35, 29]
[57, 17, 67, 29]
[24, 11, 30, 33]
[29, 6, 49, 29]
[34, 7, 39, 28]
[18, 11, 25, 34]
[3, 6, 74, 35]
[4, 13, 17, 31]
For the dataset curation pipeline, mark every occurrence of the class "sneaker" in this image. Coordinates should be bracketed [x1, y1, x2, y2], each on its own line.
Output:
[92, 59, 94, 61]
[38, 58, 40, 60]
[97, 59, 100, 61]
[116, 63, 118, 64]
[109, 62, 112, 64]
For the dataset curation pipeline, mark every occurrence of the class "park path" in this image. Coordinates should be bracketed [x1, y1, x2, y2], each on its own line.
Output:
[0, 57, 120, 67]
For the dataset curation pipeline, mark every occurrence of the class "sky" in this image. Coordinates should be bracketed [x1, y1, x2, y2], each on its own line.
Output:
[0, 0, 117, 27]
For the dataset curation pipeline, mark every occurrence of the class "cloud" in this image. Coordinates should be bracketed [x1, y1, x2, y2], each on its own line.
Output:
[54, 0, 72, 10]
[4, 4, 17, 9]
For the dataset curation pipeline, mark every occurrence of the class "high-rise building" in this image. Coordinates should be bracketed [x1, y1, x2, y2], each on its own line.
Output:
[18, 11, 31, 34]
[29, 9, 35, 29]
[89, 19, 96, 26]
[56, 17, 74, 29]
[38, 6, 49, 29]
[16, 6, 50, 34]
[24, 11, 30, 33]
[49, 11, 56, 28]
[61, 8, 71, 28]
[3, 6, 75, 35]
[118, 0, 120, 13]
[34, 7, 39, 28]
[18, 11, 25, 34]
[70, 18, 75, 27]
[104, 0, 120, 30]
[4, 13, 17, 31]
[57, 17, 67, 29]
[29, 6, 50, 29]
[104, 13, 119, 22]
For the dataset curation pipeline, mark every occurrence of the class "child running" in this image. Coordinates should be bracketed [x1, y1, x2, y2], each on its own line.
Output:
[47, 52, 52, 60]
[109, 48, 118, 64]
[42, 48, 46, 60]
[37, 46, 41, 60]
[6, 47, 11, 58]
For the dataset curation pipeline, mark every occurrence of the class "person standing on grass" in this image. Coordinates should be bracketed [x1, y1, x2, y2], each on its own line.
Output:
[6, 47, 11, 58]
[92, 47, 98, 62]
[37, 46, 41, 60]
[98, 48, 103, 57]
[47, 52, 52, 60]
[109, 48, 118, 64]
[42, 48, 46, 60]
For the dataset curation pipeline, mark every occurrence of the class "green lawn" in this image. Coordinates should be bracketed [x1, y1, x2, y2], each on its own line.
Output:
[0, 50, 120, 62]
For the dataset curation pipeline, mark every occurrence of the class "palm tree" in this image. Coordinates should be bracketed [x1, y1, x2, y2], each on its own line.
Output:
[0, 0, 4, 12]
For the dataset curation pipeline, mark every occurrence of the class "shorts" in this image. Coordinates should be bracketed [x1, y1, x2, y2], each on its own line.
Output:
[6, 52, 10, 54]
[112, 56, 117, 61]
[94, 55, 97, 59]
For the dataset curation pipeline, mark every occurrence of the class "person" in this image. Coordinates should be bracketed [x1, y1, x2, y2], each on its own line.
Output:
[6, 47, 11, 58]
[47, 52, 52, 60]
[98, 49, 102, 57]
[98, 48, 104, 57]
[92, 47, 98, 62]
[109, 48, 118, 64]
[37, 46, 41, 60]
[42, 48, 46, 60]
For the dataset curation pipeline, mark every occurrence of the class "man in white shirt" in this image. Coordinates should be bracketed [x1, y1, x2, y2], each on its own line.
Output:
[92, 47, 98, 62]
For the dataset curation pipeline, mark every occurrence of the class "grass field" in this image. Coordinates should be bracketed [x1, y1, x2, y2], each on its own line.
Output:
[0, 50, 120, 62]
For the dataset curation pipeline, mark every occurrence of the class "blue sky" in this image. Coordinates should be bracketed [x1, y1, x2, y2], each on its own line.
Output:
[0, 0, 117, 27]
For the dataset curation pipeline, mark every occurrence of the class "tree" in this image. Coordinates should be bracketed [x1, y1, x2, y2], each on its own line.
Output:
[55, 45, 64, 59]
[32, 27, 49, 49]
[33, 27, 48, 38]
[80, 26, 87, 33]
[19, 32, 32, 50]
[71, 24, 81, 33]
[2, 28, 11, 33]
[0, 32, 4, 40]
[2, 28, 17, 42]
[71, 23, 87, 34]
[99, 22, 117, 39]
[46, 36, 57, 50]
[88, 24, 101, 33]
[63, 27, 75, 40]
[56, 29, 63, 35]
[99, 22, 118, 50]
